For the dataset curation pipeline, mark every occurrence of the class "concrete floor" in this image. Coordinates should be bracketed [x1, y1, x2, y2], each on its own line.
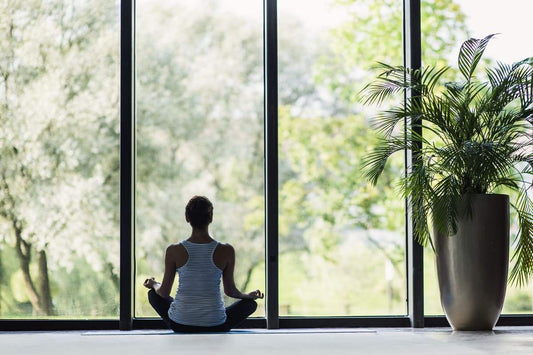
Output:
[3, 327, 533, 355]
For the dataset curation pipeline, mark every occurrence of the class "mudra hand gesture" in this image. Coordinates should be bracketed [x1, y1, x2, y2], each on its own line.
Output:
[143, 277, 159, 289]
[246, 289, 264, 300]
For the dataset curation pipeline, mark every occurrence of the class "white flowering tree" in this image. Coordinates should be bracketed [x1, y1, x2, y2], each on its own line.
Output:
[0, 0, 119, 316]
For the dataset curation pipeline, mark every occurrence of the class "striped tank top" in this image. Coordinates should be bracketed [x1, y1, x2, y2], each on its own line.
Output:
[168, 240, 226, 326]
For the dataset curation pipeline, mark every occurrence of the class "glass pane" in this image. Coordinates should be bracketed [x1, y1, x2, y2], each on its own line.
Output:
[0, 1, 120, 318]
[422, 0, 533, 315]
[278, 0, 406, 316]
[135, 0, 265, 317]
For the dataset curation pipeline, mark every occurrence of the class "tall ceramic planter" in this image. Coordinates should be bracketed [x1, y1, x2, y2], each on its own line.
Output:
[435, 194, 509, 330]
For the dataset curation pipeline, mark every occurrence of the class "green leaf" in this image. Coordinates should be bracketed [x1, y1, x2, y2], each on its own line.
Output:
[510, 188, 533, 287]
[458, 34, 496, 81]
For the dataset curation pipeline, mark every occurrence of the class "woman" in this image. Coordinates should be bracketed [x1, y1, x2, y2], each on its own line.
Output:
[143, 195, 264, 332]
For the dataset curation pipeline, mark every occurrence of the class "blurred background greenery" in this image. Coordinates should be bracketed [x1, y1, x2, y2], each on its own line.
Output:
[0, 0, 531, 319]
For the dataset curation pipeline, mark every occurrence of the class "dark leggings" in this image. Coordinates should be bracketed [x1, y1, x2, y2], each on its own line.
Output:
[147, 289, 257, 332]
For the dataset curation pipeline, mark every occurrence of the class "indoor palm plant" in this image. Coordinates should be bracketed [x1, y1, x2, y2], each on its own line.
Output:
[362, 34, 533, 330]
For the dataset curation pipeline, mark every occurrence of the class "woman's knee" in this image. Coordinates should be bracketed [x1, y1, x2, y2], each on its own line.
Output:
[243, 299, 258, 315]
[147, 288, 158, 305]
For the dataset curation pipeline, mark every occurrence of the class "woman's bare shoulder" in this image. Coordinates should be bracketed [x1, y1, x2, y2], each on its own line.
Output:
[166, 243, 187, 256]
[213, 242, 234, 270]
[216, 242, 235, 255]
[166, 243, 188, 268]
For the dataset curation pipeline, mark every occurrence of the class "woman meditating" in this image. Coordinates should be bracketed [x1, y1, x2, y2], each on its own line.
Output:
[143, 195, 263, 332]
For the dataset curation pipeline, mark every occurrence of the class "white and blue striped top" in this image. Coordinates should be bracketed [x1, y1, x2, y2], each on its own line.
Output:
[167, 240, 226, 326]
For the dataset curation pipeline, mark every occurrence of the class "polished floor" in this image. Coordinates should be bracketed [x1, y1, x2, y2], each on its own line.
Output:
[3, 327, 533, 354]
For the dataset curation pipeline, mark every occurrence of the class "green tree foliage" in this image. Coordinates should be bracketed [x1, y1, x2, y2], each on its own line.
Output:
[0, 0, 119, 316]
[279, 107, 404, 255]
[276, 0, 469, 314]
[316, 0, 468, 103]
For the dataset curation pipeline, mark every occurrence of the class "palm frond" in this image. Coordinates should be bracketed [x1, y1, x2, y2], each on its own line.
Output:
[401, 159, 435, 247]
[361, 63, 409, 105]
[458, 34, 496, 81]
[371, 108, 410, 137]
[491, 177, 519, 191]
[362, 136, 410, 185]
[509, 187, 533, 286]
[421, 66, 450, 94]
[432, 175, 461, 236]
[362, 79, 405, 106]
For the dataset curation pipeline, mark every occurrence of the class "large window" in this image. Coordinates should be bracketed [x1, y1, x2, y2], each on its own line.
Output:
[278, 0, 406, 316]
[0, 1, 120, 318]
[423, 0, 533, 316]
[1, 0, 532, 329]
[134, 0, 265, 317]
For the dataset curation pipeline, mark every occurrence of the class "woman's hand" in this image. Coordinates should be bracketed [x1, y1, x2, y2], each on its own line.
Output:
[245, 289, 264, 300]
[143, 277, 159, 289]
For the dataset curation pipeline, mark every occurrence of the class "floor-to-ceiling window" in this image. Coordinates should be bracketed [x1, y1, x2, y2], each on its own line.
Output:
[1, 0, 531, 329]
[422, 0, 533, 316]
[134, 0, 265, 318]
[277, 0, 406, 316]
[0, 0, 120, 319]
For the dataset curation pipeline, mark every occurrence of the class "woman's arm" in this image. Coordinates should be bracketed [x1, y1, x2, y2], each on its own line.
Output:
[143, 245, 178, 298]
[221, 244, 264, 300]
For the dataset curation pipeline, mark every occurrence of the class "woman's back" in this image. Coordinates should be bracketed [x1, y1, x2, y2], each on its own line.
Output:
[167, 240, 226, 327]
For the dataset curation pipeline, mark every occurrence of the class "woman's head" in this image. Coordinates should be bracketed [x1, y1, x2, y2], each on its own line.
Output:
[185, 196, 213, 228]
